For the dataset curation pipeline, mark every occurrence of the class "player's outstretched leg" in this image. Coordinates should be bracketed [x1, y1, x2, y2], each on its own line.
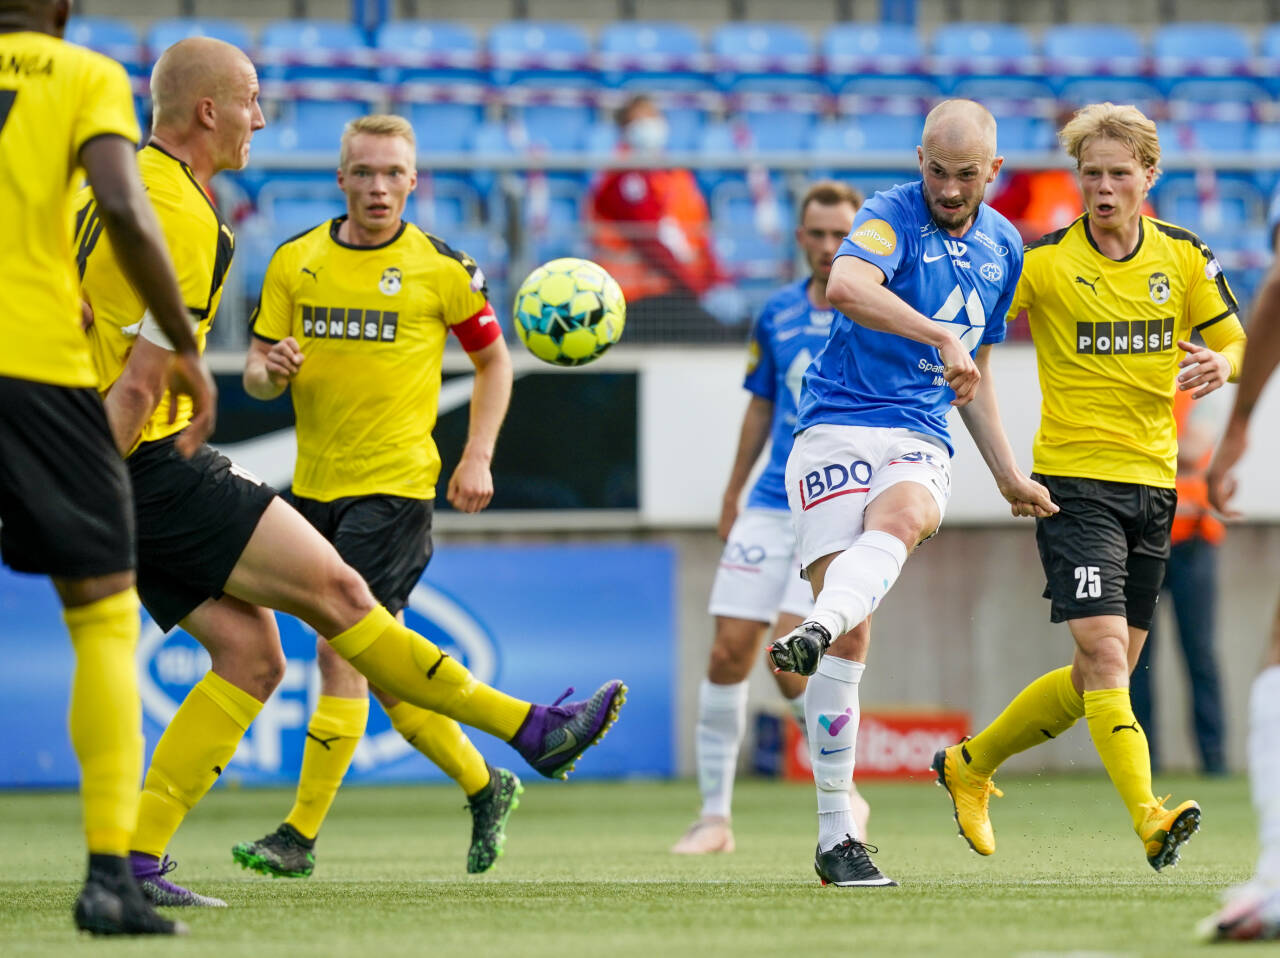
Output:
[223, 499, 626, 780]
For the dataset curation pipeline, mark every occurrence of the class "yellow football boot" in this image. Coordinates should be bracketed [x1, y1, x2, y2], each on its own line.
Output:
[932, 741, 1002, 856]
[1138, 795, 1201, 871]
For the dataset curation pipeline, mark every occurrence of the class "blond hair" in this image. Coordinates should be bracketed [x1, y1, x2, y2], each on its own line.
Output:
[798, 179, 864, 221]
[1058, 102, 1161, 176]
[339, 114, 416, 169]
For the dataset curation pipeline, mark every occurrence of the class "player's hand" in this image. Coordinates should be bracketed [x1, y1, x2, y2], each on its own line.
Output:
[939, 336, 980, 407]
[999, 471, 1058, 519]
[717, 495, 739, 541]
[265, 336, 305, 385]
[1177, 340, 1231, 399]
[447, 453, 494, 513]
[167, 351, 217, 458]
[80, 298, 95, 332]
[1206, 419, 1247, 518]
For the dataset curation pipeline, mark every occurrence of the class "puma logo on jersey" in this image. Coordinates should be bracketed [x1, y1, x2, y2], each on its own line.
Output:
[300, 266, 321, 282]
[1077, 317, 1174, 355]
[1074, 275, 1100, 295]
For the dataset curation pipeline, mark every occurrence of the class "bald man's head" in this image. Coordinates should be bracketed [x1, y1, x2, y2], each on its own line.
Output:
[151, 37, 252, 131]
[916, 99, 1002, 234]
[149, 37, 263, 173]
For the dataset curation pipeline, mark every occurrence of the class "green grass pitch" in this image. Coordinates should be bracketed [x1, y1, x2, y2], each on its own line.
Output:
[0, 774, 1259, 957]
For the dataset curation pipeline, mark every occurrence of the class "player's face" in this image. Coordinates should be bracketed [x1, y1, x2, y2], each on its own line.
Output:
[338, 133, 418, 238]
[215, 61, 264, 172]
[917, 143, 1002, 234]
[796, 200, 857, 283]
[1076, 136, 1154, 233]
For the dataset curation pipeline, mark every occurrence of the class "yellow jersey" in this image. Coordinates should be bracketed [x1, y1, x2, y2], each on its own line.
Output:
[0, 31, 139, 388]
[1012, 214, 1245, 488]
[251, 218, 491, 501]
[78, 144, 234, 445]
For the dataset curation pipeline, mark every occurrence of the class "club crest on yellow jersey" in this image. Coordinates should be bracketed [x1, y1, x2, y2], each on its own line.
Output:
[379, 267, 402, 295]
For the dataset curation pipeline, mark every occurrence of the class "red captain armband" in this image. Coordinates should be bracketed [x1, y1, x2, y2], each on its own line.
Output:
[451, 303, 502, 352]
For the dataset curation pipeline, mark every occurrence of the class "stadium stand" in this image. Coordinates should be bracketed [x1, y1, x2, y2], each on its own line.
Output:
[85, 11, 1280, 344]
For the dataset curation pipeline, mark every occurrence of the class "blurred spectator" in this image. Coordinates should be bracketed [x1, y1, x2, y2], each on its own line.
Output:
[988, 167, 1083, 245]
[588, 95, 733, 342]
[1130, 386, 1228, 775]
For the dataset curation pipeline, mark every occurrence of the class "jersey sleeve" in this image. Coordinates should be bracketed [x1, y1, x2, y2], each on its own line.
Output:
[1008, 246, 1036, 319]
[984, 243, 1022, 345]
[742, 313, 776, 400]
[72, 53, 140, 156]
[834, 192, 908, 284]
[250, 247, 295, 343]
[1186, 240, 1240, 332]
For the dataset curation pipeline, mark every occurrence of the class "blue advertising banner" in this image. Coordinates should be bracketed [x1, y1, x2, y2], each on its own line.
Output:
[1, 542, 674, 787]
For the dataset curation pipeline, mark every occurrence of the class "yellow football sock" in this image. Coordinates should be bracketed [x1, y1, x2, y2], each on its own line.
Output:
[1084, 687, 1156, 829]
[285, 694, 369, 840]
[384, 701, 491, 796]
[329, 607, 530, 741]
[964, 666, 1084, 779]
[132, 670, 262, 858]
[64, 589, 144, 856]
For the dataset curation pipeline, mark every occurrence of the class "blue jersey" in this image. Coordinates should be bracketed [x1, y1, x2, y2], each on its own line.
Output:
[795, 181, 1023, 454]
[742, 279, 837, 511]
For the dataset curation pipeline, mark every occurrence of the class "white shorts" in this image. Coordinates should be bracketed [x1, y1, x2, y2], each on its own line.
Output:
[785, 423, 952, 569]
[707, 508, 813, 621]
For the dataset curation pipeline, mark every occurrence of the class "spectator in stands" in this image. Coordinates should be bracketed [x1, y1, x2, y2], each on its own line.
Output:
[589, 95, 731, 342]
[1130, 387, 1229, 776]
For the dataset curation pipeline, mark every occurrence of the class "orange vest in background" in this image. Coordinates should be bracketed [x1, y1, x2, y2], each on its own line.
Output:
[589, 167, 718, 302]
[1171, 389, 1226, 546]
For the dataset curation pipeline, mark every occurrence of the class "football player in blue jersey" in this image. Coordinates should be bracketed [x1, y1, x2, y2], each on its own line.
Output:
[768, 100, 1056, 886]
[673, 181, 871, 855]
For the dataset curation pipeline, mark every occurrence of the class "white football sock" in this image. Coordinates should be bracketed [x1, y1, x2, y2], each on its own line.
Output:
[1251, 666, 1280, 882]
[809, 530, 907, 640]
[695, 678, 749, 820]
[786, 692, 806, 731]
[806, 655, 865, 850]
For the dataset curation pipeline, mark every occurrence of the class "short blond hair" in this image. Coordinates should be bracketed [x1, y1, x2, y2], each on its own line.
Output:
[1059, 102, 1161, 176]
[339, 114, 416, 169]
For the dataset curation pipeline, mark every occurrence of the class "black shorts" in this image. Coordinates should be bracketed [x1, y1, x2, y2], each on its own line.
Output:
[0, 375, 134, 578]
[285, 492, 433, 615]
[1033, 473, 1176, 631]
[129, 435, 277, 631]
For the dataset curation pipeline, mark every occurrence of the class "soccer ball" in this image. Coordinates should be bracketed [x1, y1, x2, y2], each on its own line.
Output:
[512, 258, 626, 366]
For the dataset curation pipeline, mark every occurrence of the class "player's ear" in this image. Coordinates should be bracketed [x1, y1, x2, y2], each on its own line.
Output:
[408, 169, 418, 193]
[195, 96, 216, 132]
[988, 155, 1004, 182]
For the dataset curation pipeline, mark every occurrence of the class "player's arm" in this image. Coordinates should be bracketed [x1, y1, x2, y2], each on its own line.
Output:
[957, 345, 1057, 519]
[102, 338, 171, 455]
[718, 395, 773, 540]
[1178, 318, 1246, 399]
[79, 135, 215, 456]
[1207, 259, 1280, 514]
[826, 255, 980, 405]
[447, 333, 513, 514]
[244, 336, 304, 400]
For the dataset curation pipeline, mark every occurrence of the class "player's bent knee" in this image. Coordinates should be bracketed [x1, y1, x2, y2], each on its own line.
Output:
[707, 633, 756, 683]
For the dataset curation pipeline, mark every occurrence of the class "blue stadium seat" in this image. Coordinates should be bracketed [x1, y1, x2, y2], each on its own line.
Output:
[247, 121, 303, 159]
[146, 18, 252, 56]
[950, 77, 1055, 103]
[64, 16, 143, 74]
[292, 99, 372, 152]
[374, 21, 482, 84]
[1164, 120, 1254, 156]
[1154, 174, 1265, 232]
[932, 23, 1034, 68]
[809, 119, 872, 154]
[583, 121, 619, 156]
[709, 179, 789, 230]
[1153, 23, 1251, 63]
[598, 22, 703, 86]
[1167, 78, 1269, 105]
[1056, 78, 1162, 111]
[409, 176, 483, 231]
[823, 22, 921, 61]
[1041, 24, 1144, 79]
[404, 102, 483, 153]
[740, 108, 816, 154]
[488, 21, 592, 85]
[513, 103, 595, 153]
[995, 116, 1054, 153]
[259, 20, 375, 82]
[1261, 23, 1280, 60]
[851, 114, 924, 152]
[710, 23, 815, 90]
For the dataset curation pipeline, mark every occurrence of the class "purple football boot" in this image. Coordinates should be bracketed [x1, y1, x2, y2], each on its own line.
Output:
[511, 681, 627, 780]
[130, 852, 227, 908]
